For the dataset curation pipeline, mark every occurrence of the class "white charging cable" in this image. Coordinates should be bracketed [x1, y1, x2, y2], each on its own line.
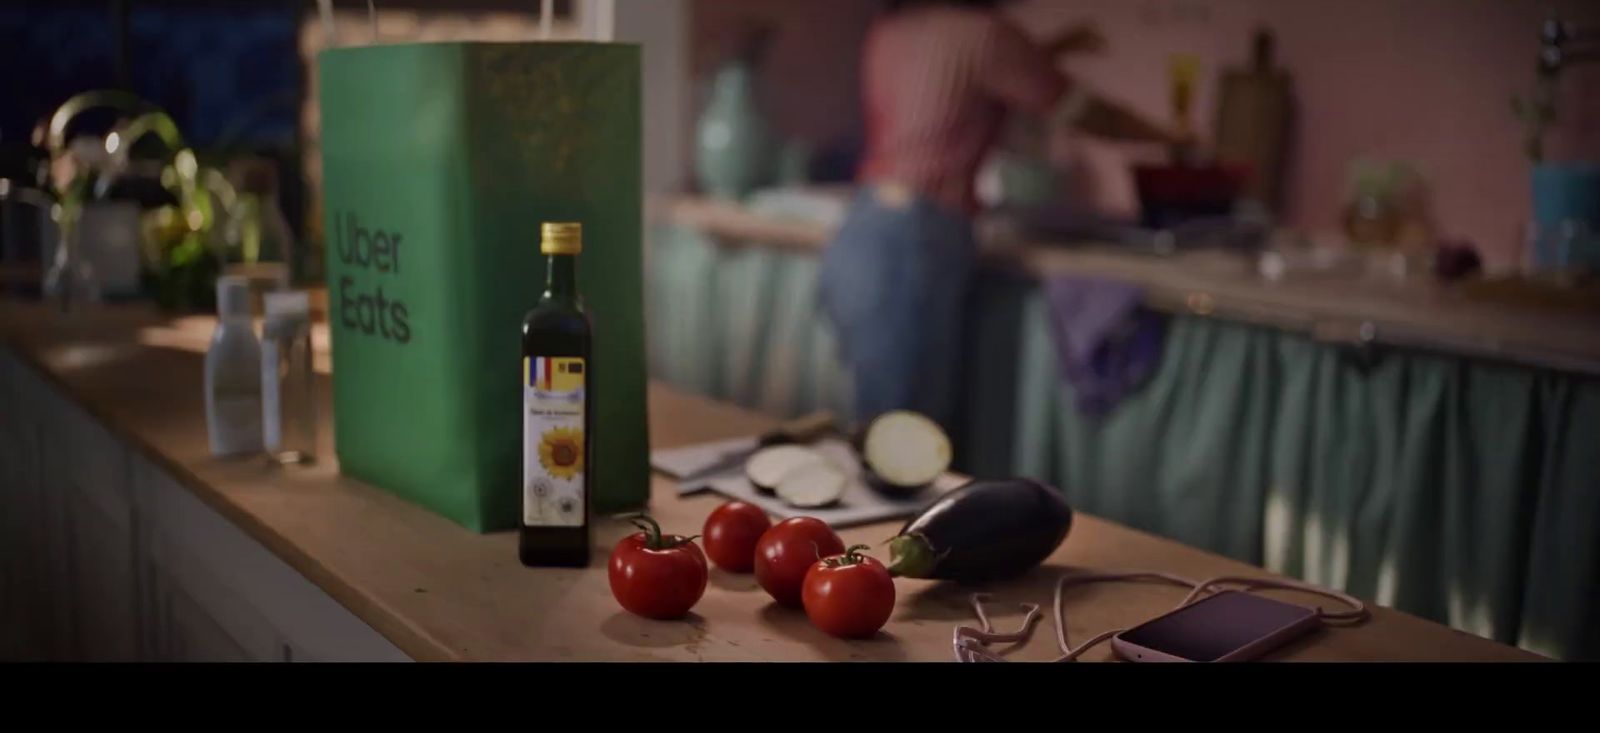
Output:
[953, 570, 1369, 663]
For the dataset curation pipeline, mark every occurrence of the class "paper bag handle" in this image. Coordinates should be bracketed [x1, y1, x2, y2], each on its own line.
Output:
[543, 1, 614, 43]
[586, 0, 615, 43]
[318, 0, 612, 47]
[316, 0, 380, 48]
[544, 0, 613, 42]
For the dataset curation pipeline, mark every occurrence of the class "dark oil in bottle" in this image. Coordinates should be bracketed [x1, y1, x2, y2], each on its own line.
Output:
[519, 222, 592, 567]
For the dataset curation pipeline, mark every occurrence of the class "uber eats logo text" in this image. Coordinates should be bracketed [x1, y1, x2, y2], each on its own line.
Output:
[335, 212, 411, 344]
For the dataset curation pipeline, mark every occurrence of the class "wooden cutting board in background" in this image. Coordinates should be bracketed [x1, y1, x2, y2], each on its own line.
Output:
[1214, 29, 1293, 213]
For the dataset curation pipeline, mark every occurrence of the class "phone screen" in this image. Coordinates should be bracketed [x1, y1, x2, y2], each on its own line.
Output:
[1116, 591, 1317, 662]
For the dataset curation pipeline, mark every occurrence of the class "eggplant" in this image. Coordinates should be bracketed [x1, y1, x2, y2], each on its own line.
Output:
[775, 461, 847, 508]
[860, 410, 951, 493]
[745, 445, 827, 493]
[887, 478, 1072, 581]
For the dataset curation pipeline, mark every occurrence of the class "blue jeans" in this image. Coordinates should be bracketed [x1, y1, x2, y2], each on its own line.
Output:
[818, 187, 976, 431]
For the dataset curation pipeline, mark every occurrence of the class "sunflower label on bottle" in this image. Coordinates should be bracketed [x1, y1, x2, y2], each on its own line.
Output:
[524, 355, 586, 527]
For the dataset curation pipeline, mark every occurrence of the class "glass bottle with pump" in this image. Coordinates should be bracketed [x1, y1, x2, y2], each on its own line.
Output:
[261, 290, 316, 465]
[520, 222, 592, 567]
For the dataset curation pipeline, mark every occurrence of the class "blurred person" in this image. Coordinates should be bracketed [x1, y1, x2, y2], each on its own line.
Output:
[819, 0, 1184, 431]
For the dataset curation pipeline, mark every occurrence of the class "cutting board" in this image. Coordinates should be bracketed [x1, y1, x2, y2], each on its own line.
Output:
[651, 437, 967, 529]
[1214, 29, 1292, 212]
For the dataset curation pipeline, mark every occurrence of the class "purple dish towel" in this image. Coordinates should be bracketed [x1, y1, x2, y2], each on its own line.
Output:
[1042, 276, 1167, 416]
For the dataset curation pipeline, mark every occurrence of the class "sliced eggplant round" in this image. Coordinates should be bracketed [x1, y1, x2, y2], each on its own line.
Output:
[887, 478, 1072, 582]
[745, 445, 827, 494]
[774, 461, 848, 508]
[861, 411, 951, 492]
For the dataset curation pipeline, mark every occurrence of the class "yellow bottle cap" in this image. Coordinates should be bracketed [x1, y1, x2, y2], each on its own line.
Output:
[540, 222, 583, 255]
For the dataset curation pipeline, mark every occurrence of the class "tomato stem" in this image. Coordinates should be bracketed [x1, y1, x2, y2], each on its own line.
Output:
[824, 544, 873, 568]
[620, 513, 696, 550]
[622, 513, 664, 549]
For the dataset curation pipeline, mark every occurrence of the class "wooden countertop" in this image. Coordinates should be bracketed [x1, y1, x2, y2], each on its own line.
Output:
[659, 195, 1600, 378]
[0, 301, 1543, 661]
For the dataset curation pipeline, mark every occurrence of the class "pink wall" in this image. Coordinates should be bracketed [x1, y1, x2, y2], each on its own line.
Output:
[1011, 0, 1600, 267]
[692, 0, 1600, 267]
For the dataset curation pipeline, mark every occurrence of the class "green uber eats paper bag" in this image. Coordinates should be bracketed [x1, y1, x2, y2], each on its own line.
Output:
[318, 42, 648, 532]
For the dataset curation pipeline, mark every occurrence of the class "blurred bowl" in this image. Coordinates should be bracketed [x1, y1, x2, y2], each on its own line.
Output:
[1134, 163, 1250, 230]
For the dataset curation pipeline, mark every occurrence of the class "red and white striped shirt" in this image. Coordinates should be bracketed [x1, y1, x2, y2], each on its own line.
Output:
[858, 7, 1068, 216]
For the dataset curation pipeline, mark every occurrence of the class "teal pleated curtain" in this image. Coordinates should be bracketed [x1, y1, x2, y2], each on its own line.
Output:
[647, 226, 854, 421]
[648, 223, 1600, 660]
[1011, 299, 1600, 660]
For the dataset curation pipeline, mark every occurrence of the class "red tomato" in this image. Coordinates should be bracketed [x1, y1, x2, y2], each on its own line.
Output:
[703, 501, 772, 573]
[754, 517, 844, 607]
[802, 545, 896, 639]
[608, 515, 708, 620]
